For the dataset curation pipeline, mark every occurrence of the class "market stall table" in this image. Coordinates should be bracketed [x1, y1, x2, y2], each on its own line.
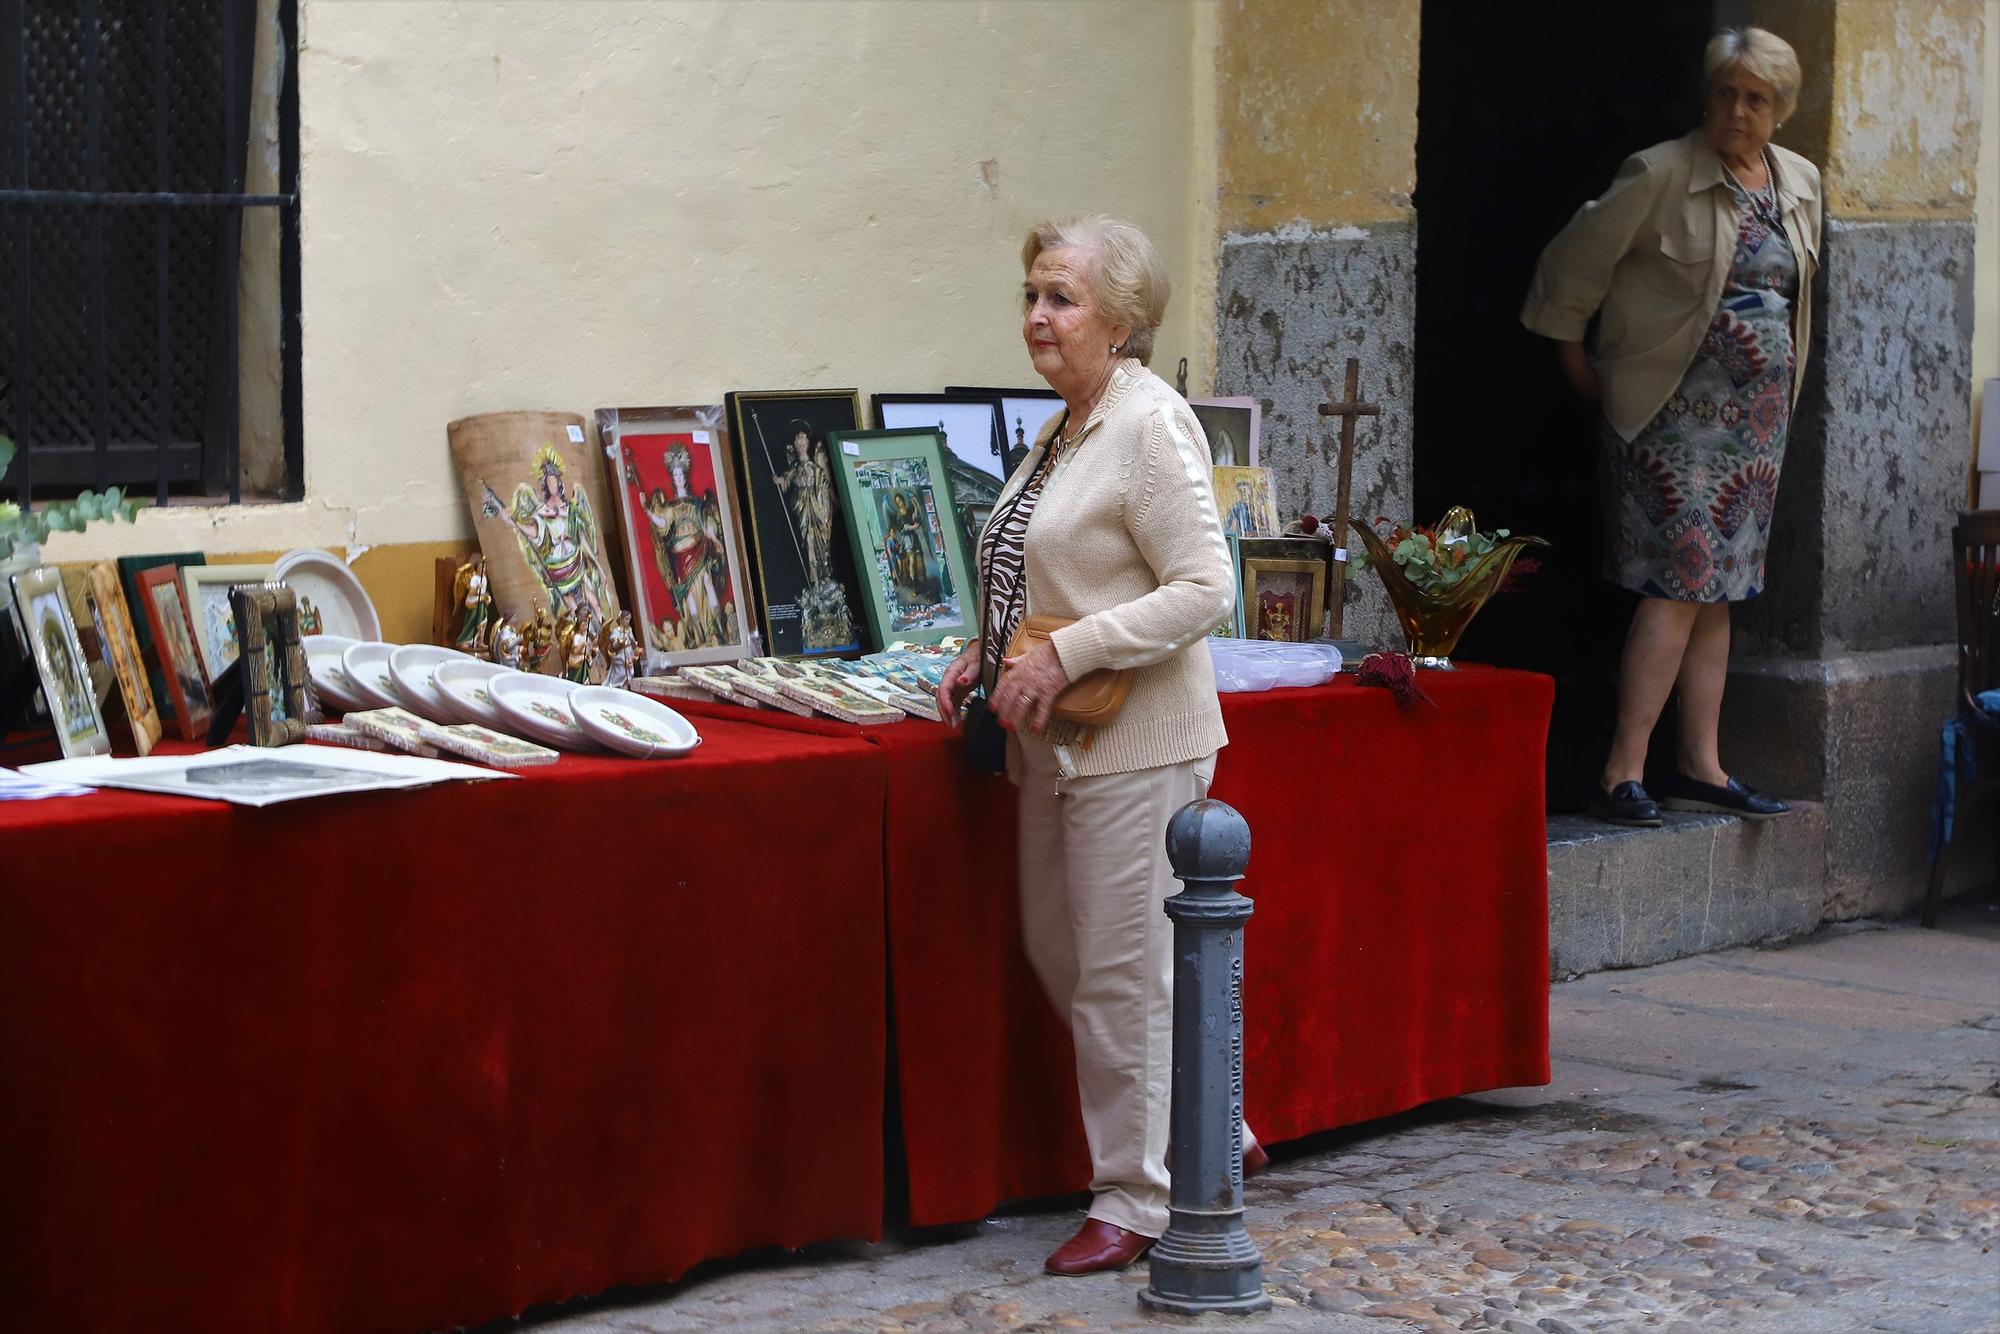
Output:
[0, 717, 889, 1334]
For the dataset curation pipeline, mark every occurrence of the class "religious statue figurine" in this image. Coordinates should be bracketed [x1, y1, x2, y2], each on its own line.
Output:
[555, 608, 596, 684]
[489, 614, 524, 670]
[599, 610, 637, 689]
[520, 605, 556, 674]
[451, 554, 495, 657]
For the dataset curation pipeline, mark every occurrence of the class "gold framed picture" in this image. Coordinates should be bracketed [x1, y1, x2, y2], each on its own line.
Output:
[231, 583, 311, 747]
[1238, 539, 1329, 644]
[85, 559, 162, 756]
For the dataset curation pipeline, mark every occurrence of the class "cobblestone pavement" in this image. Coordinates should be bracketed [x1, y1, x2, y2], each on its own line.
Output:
[490, 903, 2000, 1334]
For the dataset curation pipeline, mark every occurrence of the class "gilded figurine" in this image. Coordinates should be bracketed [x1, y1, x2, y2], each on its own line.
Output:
[520, 605, 556, 673]
[556, 608, 597, 684]
[452, 555, 495, 656]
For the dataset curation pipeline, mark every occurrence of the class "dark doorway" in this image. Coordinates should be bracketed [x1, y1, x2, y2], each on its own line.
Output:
[1413, 1, 1714, 810]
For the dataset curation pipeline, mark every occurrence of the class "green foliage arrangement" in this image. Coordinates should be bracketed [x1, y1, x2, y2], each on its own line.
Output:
[1348, 516, 1518, 595]
[0, 435, 147, 560]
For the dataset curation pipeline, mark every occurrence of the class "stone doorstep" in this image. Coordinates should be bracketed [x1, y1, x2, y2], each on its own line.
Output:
[1546, 802, 1829, 980]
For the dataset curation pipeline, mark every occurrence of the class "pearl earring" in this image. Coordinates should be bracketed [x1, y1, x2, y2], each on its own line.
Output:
[1110, 342, 1123, 355]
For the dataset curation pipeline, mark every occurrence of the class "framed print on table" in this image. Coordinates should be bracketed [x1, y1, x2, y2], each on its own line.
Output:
[231, 583, 311, 747]
[946, 385, 1062, 477]
[725, 389, 870, 659]
[872, 394, 1008, 559]
[596, 404, 757, 672]
[1236, 537, 1331, 644]
[1189, 396, 1261, 466]
[182, 563, 277, 681]
[135, 563, 216, 742]
[9, 566, 111, 758]
[1214, 465, 1281, 539]
[117, 551, 204, 723]
[828, 427, 977, 649]
[85, 559, 162, 756]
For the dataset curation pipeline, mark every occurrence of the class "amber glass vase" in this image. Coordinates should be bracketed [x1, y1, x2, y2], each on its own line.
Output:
[1347, 507, 1548, 667]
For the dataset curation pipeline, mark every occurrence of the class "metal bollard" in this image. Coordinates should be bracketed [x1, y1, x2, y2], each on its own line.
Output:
[1138, 798, 1271, 1316]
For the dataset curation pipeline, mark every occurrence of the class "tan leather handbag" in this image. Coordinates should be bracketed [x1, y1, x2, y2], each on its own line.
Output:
[1003, 614, 1133, 728]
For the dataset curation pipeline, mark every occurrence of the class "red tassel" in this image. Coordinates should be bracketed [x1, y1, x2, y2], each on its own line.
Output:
[1357, 651, 1434, 710]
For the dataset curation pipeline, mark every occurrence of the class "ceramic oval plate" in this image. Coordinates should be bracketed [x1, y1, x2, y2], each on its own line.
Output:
[340, 641, 412, 711]
[571, 686, 702, 759]
[276, 548, 382, 641]
[303, 634, 366, 713]
[388, 644, 470, 724]
[432, 658, 510, 728]
[487, 671, 601, 752]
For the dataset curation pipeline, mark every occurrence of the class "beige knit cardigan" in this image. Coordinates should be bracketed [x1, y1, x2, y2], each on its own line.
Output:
[991, 358, 1234, 778]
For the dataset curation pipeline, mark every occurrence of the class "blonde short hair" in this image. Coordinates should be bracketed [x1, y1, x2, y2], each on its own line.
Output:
[1704, 27, 1802, 122]
[1021, 214, 1170, 365]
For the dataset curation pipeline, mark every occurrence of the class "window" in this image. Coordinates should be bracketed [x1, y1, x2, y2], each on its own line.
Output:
[1, 0, 300, 505]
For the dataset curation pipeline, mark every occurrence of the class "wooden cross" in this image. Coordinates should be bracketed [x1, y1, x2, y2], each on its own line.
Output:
[1316, 356, 1381, 639]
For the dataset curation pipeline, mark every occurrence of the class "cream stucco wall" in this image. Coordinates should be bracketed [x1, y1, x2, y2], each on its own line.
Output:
[46, 0, 1218, 563]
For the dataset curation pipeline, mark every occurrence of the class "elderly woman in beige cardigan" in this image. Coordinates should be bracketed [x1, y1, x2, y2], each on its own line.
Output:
[1522, 28, 1821, 828]
[935, 215, 1255, 1276]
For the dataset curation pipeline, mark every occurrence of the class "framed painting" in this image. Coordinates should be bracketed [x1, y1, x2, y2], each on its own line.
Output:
[1214, 465, 1281, 539]
[946, 385, 1062, 477]
[182, 563, 277, 681]
[1237, 537, 1330, 644]
[828, 427, 977, 650]
[1189, 396, 1261, 466]
[10, 565, 111, 757]
[448, 409, 623, 629]
[725, 388, 870, 659]
[85, 560, 162, 756]
[873, 394, 1008, 558]
[0, 569, 50, 733]
[117, 552, 205, 722]
[597, 404, 758, 672]
[136, 564, 216, 742]
[231, 583, 311, 746]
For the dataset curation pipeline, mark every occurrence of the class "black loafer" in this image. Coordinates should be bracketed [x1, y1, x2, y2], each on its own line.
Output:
[1657, 773, 1788, 820]
[1591, 780, 1662, 827]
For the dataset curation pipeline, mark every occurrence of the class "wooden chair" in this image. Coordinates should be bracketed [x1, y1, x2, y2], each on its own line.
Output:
[1924, 510, 2000, 927]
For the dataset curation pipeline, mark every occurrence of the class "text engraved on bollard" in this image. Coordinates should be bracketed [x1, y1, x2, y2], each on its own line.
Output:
[1229, 952, 1245, 1185]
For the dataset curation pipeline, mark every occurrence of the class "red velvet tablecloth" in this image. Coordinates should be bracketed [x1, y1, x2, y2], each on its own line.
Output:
[0, 718, 889, 1334]
[681, 666, 1555, 1227]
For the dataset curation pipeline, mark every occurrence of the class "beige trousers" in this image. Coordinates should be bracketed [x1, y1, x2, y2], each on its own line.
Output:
[1014, 738, 1254, 1238]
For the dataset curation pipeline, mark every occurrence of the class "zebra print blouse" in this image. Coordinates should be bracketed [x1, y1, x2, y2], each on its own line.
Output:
[976, 426, 1067, 693]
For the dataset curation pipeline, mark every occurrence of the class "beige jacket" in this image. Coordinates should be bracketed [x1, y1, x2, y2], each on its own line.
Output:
[1521, 130, 1823, 441]
[991, 358, 1233, 778]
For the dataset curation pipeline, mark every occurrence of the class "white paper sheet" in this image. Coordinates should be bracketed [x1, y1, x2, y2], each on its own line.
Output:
[19, 743, 516, 808]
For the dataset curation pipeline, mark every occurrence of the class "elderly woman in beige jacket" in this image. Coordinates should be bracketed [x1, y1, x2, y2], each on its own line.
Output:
[935, 215, 1252, 1276]
[1522, 28, 1822, 828]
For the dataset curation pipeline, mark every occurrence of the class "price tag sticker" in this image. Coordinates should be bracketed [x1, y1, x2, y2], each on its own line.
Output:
[842, 440, 861, 456]
[565, 425, 585, 444]
[692, 430, 711, 444]
[1333, 548, 1349, 563]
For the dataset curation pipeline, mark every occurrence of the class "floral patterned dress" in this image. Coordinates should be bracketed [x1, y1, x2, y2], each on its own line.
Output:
[1601, 173, 1797, 602]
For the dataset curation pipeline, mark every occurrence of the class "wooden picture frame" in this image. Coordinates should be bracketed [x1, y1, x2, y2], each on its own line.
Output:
[1189, 396, 1261, 466]
[724, 388, 870, 659]
[1237, 537, 1330, 643]
[231, 583, 311, 747]
[136, 563, 216, 742]
[828, 427, 978, 650]
[946, 385, 1062, 477]
[182, 562, 277, 681]
[9, 565, 111, 757]
[117, 551, 205, 723]
[597, 404, 758, 672]
[85, 560, 162, 756]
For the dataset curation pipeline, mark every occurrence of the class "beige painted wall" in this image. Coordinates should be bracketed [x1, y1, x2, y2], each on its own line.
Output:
[1825, 0, 1985, 218]
[46, 0, 1218, 564]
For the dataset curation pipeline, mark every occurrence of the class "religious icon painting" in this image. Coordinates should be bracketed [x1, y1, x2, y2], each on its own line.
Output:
[135, 563, 216, 742]
[180, 563, 277, 682]
[9, 565, 111, 758]
[873, 393, 1008, 559]
[117, 552, 205, 723]
[1236, 538, 1330, 644]
[1214, 465, 1281, 539]
[1189, 397, 1261, 467]
[231, 583, 312, 747]
[725, 389, 870, 659]
[595, 405, 758, 672]
[828, 427, 978, 651]
[448, 409, 623, 630]
[946, 385, 1063, 478]
[85, 560, 162, 756]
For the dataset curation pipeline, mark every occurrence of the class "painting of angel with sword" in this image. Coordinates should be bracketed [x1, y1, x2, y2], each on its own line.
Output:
[478, 445, 616, 621]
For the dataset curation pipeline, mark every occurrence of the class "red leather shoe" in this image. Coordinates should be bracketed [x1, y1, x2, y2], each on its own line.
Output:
[1244, 1142, 1271, 1178]
[1044, 1219, 1155, 1275]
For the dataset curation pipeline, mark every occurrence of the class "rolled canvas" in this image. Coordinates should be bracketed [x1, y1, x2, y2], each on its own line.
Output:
[448, 410, 623, 629]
